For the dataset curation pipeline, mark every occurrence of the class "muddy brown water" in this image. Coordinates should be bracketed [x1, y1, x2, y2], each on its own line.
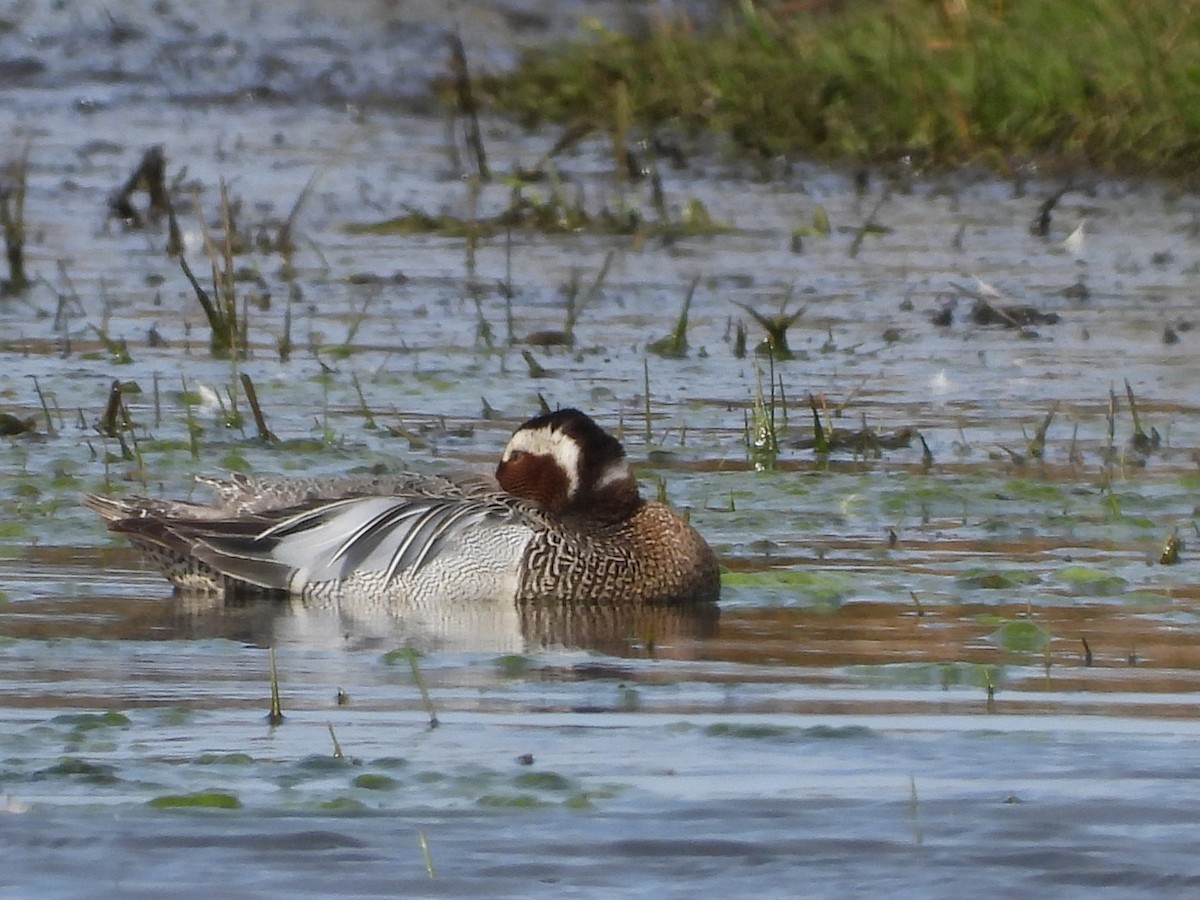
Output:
[3, 1, 1200, 896]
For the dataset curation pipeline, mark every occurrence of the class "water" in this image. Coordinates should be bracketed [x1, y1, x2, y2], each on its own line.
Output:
[3, 1, 1200, 896]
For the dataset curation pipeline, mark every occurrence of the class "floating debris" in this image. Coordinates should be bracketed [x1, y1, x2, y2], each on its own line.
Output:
[1061, 279, 1089, 302]
[524, 329, 572, 347]
[930, 299, 955, 327]
[970, 299, 1060, 328]
[0, 411, 36, 436]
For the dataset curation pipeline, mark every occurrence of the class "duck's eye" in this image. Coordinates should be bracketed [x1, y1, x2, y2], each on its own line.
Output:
[506, 450, 527, 463]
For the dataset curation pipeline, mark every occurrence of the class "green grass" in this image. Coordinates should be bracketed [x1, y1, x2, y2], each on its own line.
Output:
[477, 0, 1200, 177]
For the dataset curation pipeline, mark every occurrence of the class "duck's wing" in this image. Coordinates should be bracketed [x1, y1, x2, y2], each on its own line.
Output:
[84, 470, 501, 524]
[196, 470, 501, 515]
[111, 492, 542, 594]
[83, 492, 214, 523]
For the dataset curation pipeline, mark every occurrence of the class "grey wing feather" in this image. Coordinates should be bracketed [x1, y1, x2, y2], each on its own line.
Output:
[198, 494, 532, 587]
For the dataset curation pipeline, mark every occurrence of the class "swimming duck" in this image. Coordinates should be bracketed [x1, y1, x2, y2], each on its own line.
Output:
[85, 409, 720, 606]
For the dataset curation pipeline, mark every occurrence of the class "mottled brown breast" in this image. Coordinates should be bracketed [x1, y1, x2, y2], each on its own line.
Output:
[516, 501, 720, 605]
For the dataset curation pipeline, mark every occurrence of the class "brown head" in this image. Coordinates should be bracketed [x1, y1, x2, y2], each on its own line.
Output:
[496, 409, 642, 522]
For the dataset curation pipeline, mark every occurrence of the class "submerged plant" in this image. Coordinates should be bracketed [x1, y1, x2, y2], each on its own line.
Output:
[181, 182, 248, 359]
[521, 350, 550, 378]
[0, 145, 31, 295]
[327, 723, 344, 759]
[746, 359, 780, 470]
[398, 649, 438, 729]
[1025, 406, 1056, 460]
[108, 145, 172, 228]
[807, 394, 829, 456]
[239, 373, 278, 444]
[97, 379, 144, 473]
[642, 358, 653, 444]
[267, 647, 284, 726]
[447, 31, 490, 180]
[419, 831, 435, 878]
[736, 300, 805, 360]
[647, 276, 700, 358]
[1159, 530, 1182, 565]
[1124, 379, 1160, 454]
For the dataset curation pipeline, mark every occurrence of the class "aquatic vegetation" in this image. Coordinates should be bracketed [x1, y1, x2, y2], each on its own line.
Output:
[513, 771, 573, 792]
[353, 773, 400, 791]
[721, 568, 857, 606]
[446, 31, 490, 181]
[193, 752, 255, 766]
[0, 145, 31, 295]
[735, 301, 804, 361]
[647, 277, 699, 359]
[477, 792, 543, 809]
[479, 0, 1200, 177]
[493, 655, 534, 677]
[1055, 565, 1128, 596]
[1123, 379, 1162, 456]
[180, 182, 249, 359]
[745, 363, 780, 470]
[318, 797, 370, 813]
[239, 374, 278, 444]
[848, 662, 1006, 690]
[147, 791, 242, 810]
[1159, 530, 1182, 565]
[37, 757, 120, 784]
[267, 647, 284, 726]
[346, 183, 730, 240]
[49, 711, 132, 730]
[383, 649, 438, 727]
[790, 206, 832, 252]
[789, 405, 916, 458]
[990, 619, 1052, 653]
[108, 146, 173, 235]
[956, 568, 1040, 590]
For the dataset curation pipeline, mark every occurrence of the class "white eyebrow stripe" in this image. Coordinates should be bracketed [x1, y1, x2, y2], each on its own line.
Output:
[502, 425, 582, 497]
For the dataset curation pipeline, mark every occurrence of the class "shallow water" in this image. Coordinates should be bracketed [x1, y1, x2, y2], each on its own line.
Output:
[3, 1, 1200, 896]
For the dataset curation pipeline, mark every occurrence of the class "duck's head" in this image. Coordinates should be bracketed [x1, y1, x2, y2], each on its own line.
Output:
[497, 409, 641, 520]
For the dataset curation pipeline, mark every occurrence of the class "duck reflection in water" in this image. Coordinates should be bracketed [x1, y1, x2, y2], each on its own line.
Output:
[168, 590, 720, 658]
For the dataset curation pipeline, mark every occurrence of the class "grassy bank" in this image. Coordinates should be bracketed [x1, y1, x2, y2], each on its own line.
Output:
[477, 0, 1200, 177]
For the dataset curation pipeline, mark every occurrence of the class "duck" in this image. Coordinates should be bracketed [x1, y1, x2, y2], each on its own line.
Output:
[84, 408, 721, 606]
